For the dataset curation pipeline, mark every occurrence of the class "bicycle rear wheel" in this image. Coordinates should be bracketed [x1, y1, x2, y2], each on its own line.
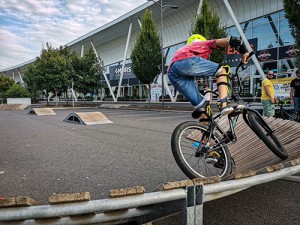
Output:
[247, 113, 288, 160]
[171, 121, 233, 179]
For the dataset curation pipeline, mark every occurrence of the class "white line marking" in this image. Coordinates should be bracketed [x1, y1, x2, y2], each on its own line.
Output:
[0, 171, 4, 174]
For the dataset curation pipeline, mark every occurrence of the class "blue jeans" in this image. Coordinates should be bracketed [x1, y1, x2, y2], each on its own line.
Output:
[168, 57, 219, 107]
[294, 96, 300, 114]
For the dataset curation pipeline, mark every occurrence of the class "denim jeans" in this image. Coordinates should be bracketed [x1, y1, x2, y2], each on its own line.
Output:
[294, 96, 300, 114]
[168, 57, 219, 107]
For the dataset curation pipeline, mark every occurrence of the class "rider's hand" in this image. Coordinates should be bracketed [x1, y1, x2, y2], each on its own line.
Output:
[290, 99, 294, 104]
[241, 52, 250, 64]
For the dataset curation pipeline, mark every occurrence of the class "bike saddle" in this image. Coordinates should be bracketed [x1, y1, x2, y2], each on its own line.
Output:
[191, 101, 209, 119]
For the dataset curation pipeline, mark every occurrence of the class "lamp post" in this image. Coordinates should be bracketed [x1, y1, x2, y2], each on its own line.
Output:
[147, 0, 178, 109]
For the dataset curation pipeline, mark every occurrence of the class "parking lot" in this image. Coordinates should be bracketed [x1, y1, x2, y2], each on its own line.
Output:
[0, 107, 299, 224]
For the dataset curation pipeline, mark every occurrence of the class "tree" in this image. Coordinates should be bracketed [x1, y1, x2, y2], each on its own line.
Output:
[283, 0, 300, 67]
[72, 47, 105, 100]
[131, 9, 161, 100]
[191, 0, 227, 63]
[3, 83, 30, 98]
[24, 43, 74, 104]
[0, 75, 15, 98]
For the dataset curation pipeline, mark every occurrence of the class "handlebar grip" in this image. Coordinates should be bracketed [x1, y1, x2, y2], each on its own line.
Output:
[236, 51, 255, 69]
[247, 51, 254, 60]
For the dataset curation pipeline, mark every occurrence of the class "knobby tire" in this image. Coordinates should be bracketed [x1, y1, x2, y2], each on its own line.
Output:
[247, 113, 288, 160]
[171, 121, 233, 179]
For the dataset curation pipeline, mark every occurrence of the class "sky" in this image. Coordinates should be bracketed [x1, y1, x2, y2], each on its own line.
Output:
[0, 0, 148, 70]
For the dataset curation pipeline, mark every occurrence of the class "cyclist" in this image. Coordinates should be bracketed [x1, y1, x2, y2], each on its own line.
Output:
[167, 34, 249, 117]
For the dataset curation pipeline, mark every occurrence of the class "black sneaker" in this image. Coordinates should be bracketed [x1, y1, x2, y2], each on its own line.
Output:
[191, 102, 209, 119]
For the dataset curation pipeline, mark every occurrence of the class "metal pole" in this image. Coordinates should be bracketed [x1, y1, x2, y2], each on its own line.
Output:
[117, 22, 133, 99]
[0, 189, 186, 221]
[160, 0, 165, 109]
[90, 41, 117, 102]
[222, 0, 265, 80]
[197, 0, 204, 15]
[72, 81, 74, 108]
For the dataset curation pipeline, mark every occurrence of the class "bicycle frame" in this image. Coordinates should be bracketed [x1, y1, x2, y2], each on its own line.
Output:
[200, 51, 274, 151]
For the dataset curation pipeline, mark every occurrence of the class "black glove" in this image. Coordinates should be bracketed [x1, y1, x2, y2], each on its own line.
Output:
[229, 36, 242, 47]
[229, 36, 247, 54]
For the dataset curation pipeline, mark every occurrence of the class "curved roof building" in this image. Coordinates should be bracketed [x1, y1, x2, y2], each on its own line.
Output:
[1, 0, 296, 99]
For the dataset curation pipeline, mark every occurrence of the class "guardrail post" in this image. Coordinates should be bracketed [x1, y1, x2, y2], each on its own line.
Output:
[185, 185, 203, 225]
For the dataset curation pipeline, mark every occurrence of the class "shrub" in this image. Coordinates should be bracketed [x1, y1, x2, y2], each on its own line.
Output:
[4, 83, 30, 98]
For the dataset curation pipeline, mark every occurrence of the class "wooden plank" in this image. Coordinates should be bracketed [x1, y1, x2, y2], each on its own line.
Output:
[0, 197, 39, 208]
[31, 108, 56, 115]
[204, 176, 222, 184]
[49, 192, 90, 204]
[109, 186, 145, 198]
[162, 180, 193, 190]
[232, 170, 256, 179]
[291, 158, 300, 166]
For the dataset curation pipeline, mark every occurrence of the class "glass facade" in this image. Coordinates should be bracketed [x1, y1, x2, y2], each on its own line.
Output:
[102, 9, 297, 99]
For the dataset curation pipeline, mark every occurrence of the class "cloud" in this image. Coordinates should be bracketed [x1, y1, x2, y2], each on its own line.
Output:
[0, 0, 146, 70]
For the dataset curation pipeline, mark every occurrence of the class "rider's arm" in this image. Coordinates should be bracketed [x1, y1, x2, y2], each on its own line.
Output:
[215, 38, 230, 47]
[265, 85, 275, 104]
[215, 37, 249, 63]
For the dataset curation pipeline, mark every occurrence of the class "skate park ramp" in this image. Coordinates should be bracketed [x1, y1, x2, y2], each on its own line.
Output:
[28, 108, 56, 116]
[63, 111, 113, 125]
[217, 116, 300, 172]
[0, 104, 28, 110]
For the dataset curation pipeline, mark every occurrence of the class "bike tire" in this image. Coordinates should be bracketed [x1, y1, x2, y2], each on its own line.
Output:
[247, 113, 288, 160]
[171, 121, 233, 179]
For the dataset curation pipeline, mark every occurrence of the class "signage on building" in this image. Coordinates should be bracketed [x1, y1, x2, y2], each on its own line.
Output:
[279, 45, 299, 59]
[273, 77, 293, 98]
[257, 48, 277, 62]
[109, 63, 137, 80]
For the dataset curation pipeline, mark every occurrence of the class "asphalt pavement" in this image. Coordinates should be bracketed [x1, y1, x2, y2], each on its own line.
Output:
[0, 106, 299, 224]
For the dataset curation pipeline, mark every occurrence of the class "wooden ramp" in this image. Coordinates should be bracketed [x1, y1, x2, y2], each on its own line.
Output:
[0, 104, 28, 110]
[64, 111, 113, 125]
[216, 116, 300, 172]
[29, 108, 56, 116]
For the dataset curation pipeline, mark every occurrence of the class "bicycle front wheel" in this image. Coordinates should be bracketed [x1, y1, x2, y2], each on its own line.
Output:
[247, 113, 288, 160]
[171, 121, 233, 179]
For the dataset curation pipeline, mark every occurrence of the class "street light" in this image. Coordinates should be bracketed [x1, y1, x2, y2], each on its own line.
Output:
[147, 0, 178, 109]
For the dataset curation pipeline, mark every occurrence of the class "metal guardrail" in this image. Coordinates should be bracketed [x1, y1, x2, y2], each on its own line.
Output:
[0, 162, 299, 225]
[1, 109, 300, 224]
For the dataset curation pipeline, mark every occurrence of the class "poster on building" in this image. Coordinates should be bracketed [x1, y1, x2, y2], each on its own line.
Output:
[272, 77, 293, 98]
[151, 84, 162, 102]
[224, 38, 257, 67]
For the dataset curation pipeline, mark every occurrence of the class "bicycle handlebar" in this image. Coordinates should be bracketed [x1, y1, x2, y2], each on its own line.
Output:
[235, 51, 255, 72]
[233, 51, 255, 96]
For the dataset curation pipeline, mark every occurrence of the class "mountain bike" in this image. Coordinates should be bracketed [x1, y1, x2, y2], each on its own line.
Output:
[171, 52, 288, 179]
[275, 99, 300, 122]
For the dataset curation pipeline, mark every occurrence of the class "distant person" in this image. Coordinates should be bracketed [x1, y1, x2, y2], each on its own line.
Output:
[290, 68, 300, 114]
[261, 70, 276, 117]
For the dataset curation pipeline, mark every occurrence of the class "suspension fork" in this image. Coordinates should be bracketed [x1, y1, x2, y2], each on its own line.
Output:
[227, 116, 238, 142]
[243, 107, 274, 133]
